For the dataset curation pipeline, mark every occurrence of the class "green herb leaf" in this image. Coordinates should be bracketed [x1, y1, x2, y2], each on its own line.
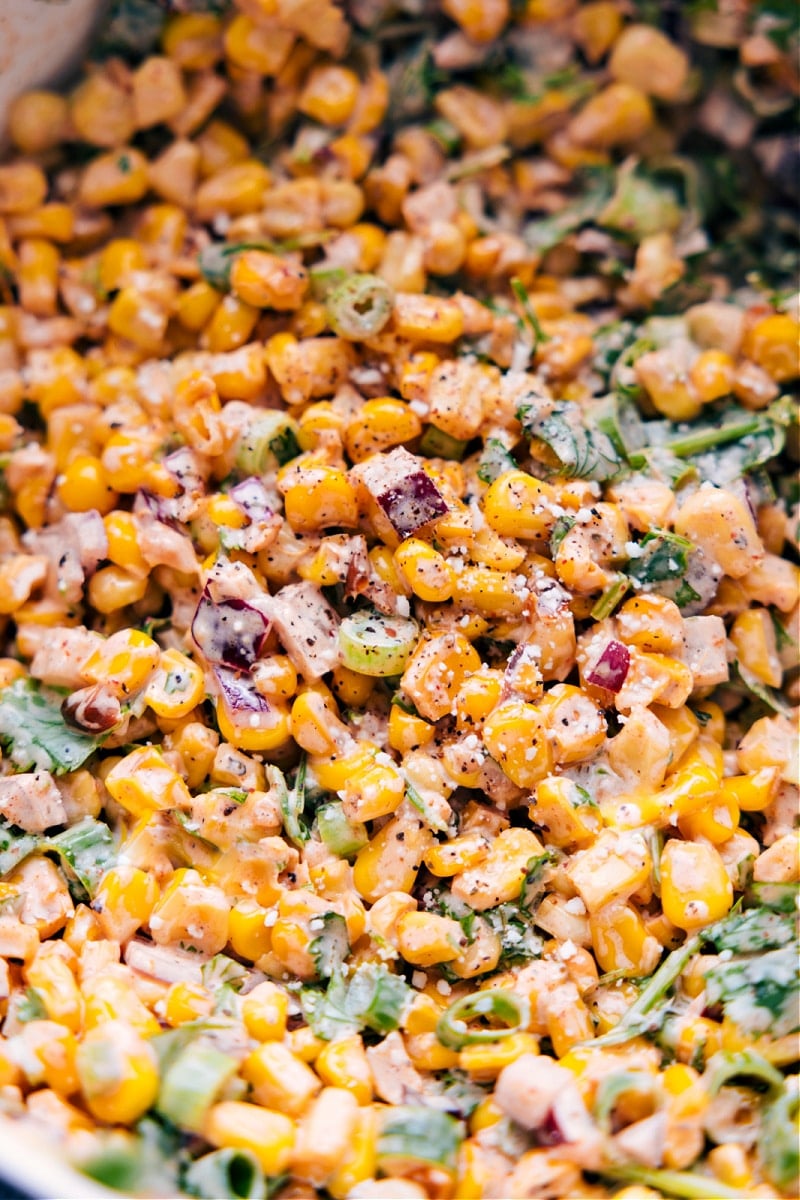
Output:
[17, 986, 48, 1023]
[0, 817, 40, 878]
[309, 912, 349, 980]
[703, 906, 796, 954]
[477, 439, 517, 484]
[704, 945, 799, 1038]
[377, 1106, 463, 1173]
[0, 678, 106, 774]
[518, 401, 623, 481]
[302, 963, 412, 1041]
[47, 816, 116, 897]
[759, 1086, 800, 1191]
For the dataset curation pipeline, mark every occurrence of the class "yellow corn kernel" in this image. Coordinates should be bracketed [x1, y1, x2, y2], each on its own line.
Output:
[204, 1101, 295, 1175]
[451, 827, 544, 912]
[204, 294, 258, 353]
[17, 237, 58, 317]
[482, 470, 556, 539]
[353, 813, 434, 903]
[688, 348, 735, 404]
[331, 664, 374, 708]
[616, 594, 684, 654]
[566, 830, 652, 913]
[87, 565, 148, 614]
[25, 949, 82, 1032]
[98, 238, 147, 293]
[394, 538, 455, 603]
[150, 868, 230, 956]
[241, 981, 289, 1042]
[661, 839, 733, 931]
[387, 705, 435, 754]
[161, 11, 221, 69]
[569, 82, 653, 148]
[163, 981, 214, 1027]
[453, 668, 503, 729]
[459, 1032, 540, 1080]
[392, 293, 465, 342]
[326, 1106, 378, 1200]
[396, 911, 464, 966]
[315, 1034, 373, 1104]
[0, 162, 48, 214]
[77, 1020, 159, 1124]
[741, 313, 800, 383]
[82, 629, 160, 694]
[707, 1144, 756, 1192]
[300, 65, 360, 126]
[223, 14, 294, 75]
[344, 397, 422, 462]
[679, 792, 739, 845]
[291, 690, 349, 758]
[424, 832, 490, 878]
[400, 632, 481, 722]
[79, 148, 148, 208]
[195, 161, 271, 219]
[164, 719, 218, 790]
[8, 90, 68, 153]
[215, 691, 291, 753]
[26, 345, 86, 416]
[16, 1020, 79, 1095]
[590, 903, 660, 978]
[482, 700, 553, 788]
[104, 746, 192, 817]
[144, 649, 205, 720]
[718, 767, 780, 813]
[57, 454, 118, 515]
[93, 865, 159, 943]
[252, 655, 298, 702]
[228, 901, 274, 962]
[175, 280, 219, 331]
[529, 776, 600, 849]
[284, 466, 359, 533]
[242, 1040, 321, 1116]
[341, 759, 406, 823]
[730, 607, 783, 688]
[230, 249, 308, 311]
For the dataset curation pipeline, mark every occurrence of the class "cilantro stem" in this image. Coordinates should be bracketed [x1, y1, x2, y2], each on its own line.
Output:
[591, 575, 630, 620]
[588, 932, 702, 1048]
[510, 276, 549, 351]
[600, 1165, 755, 1199]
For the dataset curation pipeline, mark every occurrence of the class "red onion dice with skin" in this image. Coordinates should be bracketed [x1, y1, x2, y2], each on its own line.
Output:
[586, 639, 630, 693]
[134, 489, 181, 529]
[227, 477, 275, 524]
[213, 666, 287, 736]
[376, 471, 448, 536]
[191, 588, 271, 672]
[163, 446, 206, 497]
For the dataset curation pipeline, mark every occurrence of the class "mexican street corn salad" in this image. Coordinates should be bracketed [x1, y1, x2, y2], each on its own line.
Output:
[0, 0, 797, 1197]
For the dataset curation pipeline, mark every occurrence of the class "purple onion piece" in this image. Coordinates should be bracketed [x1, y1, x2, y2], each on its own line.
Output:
[134, 489, 181, 530]
[586, 640, 630, 693]
[163, 446, 205, 496]
[537, 1109, 568, 1148]
[191, 588, 271, 671]
[213, 666, 271, 713]
[377, 469, 448, 536]
[227, 476, 275, 525]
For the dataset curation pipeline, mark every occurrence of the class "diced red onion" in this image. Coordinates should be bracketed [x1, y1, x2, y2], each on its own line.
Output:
[586, 640, 630, 693]
[162, 446, 206, 496]
[134, 489, 181, 529]
[191, 588, 271, 672]
[227, 476, 275, 525]
[377, 470, 449, 536]
[213, 667, 286, 737]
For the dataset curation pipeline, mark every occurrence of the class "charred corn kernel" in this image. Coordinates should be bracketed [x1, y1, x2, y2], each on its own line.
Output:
[163, 980, 214, 1027]
[93, 865, 159, 943]
[194, 161, 271, 218]
[482, 700, 553, 788]
[242, 1040, 321, 1116]
[458, 1032, 540, 1080]
[284, 466, 359, 533]
[395, 539, 455, 603]
[661, 839, 733, 931]
[82, 628, 160, 693]
[451, 827, 544, 911]
[88, 565, 149, 613]
[396, 911, 464, 966]
[742, 314, 800, 382]
[104, 746, 192, 817]
[718, 766, 780, 813]
[57, 454, 118, 515]
[77, 1021, 159, 1125]
[483, 470, 556, 539]
[345, 398, 422, 462]
[228, 901, 273, 961]
[204, 1101, 295, 1175]
[315, 1034, 373, 1104]
[161, 12, 221, 69]
[241, 981, 289, 1041]
[230, 250, 308, 310]
[300, 65, 360, 126]
[730, 607, 782, 688]
[25, 950, 82, 1032]
[392, 293, 465, 343]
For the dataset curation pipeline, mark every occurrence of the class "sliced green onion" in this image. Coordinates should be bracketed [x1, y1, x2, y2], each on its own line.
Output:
[377, 1106, 463, 1174]
[405, 779, 450, 834]
[588, 933, 702, 1048]
[510, 276, 549, 351]
[593, 1070, 658, 1133]
[326, 273, 394, 340]
[235, 413, 300, 474]
[477, 438, 517, 484]
[436, 989, 529, 1050]
[419, 425, 469, 460]
[590, 574, 630, 620]
[338, 610, 419, 677]
[600, 1165, 751, 1199]
[183, 1150, 266, 1200]
[156, 1042, 238, 1133]
[759, 1087, 800, 1191]
[309, 265, 347, 300]
[317, 801, 368, 857]
[309, 911, 349, 980]
[280, 755, 309, 848]
[704, 1049, 785, 1101]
